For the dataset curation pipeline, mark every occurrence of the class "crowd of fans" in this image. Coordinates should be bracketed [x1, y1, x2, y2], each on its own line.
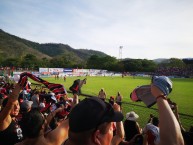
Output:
[0, 75, 192, 145]
[156, 67, 193, 77]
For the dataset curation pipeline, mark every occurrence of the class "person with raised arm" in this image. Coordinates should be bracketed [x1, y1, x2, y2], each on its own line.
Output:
[15, 107, 69, 145]
[111, 103, 125, 145]
[151, 81, 184, 145]
[0, 83, 23, 145]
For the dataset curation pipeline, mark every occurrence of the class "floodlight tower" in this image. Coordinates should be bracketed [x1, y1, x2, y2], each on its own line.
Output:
[119, 46, 123, 60]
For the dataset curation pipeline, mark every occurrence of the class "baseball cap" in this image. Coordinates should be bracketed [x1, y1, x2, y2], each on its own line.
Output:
[130, 85, 156, 107]
[69, 97, 123, 133]
[152, 76, 172, 95]
[130, 76, 172, 108]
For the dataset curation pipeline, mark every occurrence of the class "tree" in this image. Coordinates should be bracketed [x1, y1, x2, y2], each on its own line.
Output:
[87, 55, 102, 69]
[101, 56, 118, 71]
[20, 54, 38, 70]
[141, 59, 157, 72]
[182, 58, 193, 65]
[2, 58, 20, 67]
[38, 57, 50, 68]
[86, 55, 119, 71]
[168, 58, 185, 68]
[158, 58, 185, 68]
[122, 59, 157, 72]
[0, 52, 5, 65]
[122, 59, 142, 72]
[50, 57, 64, 68]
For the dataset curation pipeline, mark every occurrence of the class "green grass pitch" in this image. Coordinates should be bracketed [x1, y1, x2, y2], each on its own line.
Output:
[35, 76, 193, 129]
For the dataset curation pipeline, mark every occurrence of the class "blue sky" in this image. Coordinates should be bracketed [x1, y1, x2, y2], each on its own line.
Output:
[0, 0, 193, 59]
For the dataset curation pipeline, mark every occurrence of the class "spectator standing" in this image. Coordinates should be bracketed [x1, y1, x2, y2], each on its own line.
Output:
[143, 116, 160, 145]
[49, 94, 58, 112]
[111, 103, 125, 145]
[116, 91, 123, 107]
[64, 97, 124, 145]
[20, 100, 33, 113]
[0, 84, 7, 95]
[16, 108, 69, 145]
[18, 100, 33, 123]
[124, 111, 142, 142]
[64, 75, 66, 82]
[39, 97, 46, 110]
[98, 88, 107, 101]
[31, 91, 39, 109]
[0, 83, 23, 145]
[22, 88, 28, 101]
[109, 96, 115, 105]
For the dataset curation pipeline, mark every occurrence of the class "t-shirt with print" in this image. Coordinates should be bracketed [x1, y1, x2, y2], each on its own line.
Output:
[0, 119, 23, 145]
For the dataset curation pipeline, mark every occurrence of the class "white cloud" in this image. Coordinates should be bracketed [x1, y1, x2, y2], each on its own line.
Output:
[0, 0, 193, 59]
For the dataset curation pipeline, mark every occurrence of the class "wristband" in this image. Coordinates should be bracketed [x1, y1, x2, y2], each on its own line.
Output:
[156, 95, 166, 101]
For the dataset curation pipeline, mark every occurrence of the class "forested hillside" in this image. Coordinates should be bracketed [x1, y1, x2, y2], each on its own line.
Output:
[0, 29, 108, 65]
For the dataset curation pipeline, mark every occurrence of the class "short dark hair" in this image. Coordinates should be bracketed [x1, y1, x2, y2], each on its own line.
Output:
[21, 109, 45, 138]
[152, 117, 159, 127]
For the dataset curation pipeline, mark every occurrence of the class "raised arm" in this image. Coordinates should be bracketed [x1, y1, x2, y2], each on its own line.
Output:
[72, 94, 79, 108]
[46, 118, 69, 145]
[111, 103, 125, 145]
[46, 104, 69, 144]
[151, 84, 184, 145]
[0, 83, 21, 131]
[45, 107, 64, 129]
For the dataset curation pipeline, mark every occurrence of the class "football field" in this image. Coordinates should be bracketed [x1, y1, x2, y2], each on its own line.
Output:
[40, 76, 193, 129]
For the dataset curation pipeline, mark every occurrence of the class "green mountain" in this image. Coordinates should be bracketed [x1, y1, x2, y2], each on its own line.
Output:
[0, 29, 50, 59]
[0, 29, 108, 62]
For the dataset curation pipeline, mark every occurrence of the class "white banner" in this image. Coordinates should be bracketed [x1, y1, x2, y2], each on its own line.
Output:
[39, 68, 48, 73]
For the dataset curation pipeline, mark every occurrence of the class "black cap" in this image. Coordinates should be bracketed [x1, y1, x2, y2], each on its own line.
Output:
[69, 97, 123, 133]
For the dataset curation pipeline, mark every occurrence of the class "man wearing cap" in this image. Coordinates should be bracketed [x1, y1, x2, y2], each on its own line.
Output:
[64, 97, 124, 145]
